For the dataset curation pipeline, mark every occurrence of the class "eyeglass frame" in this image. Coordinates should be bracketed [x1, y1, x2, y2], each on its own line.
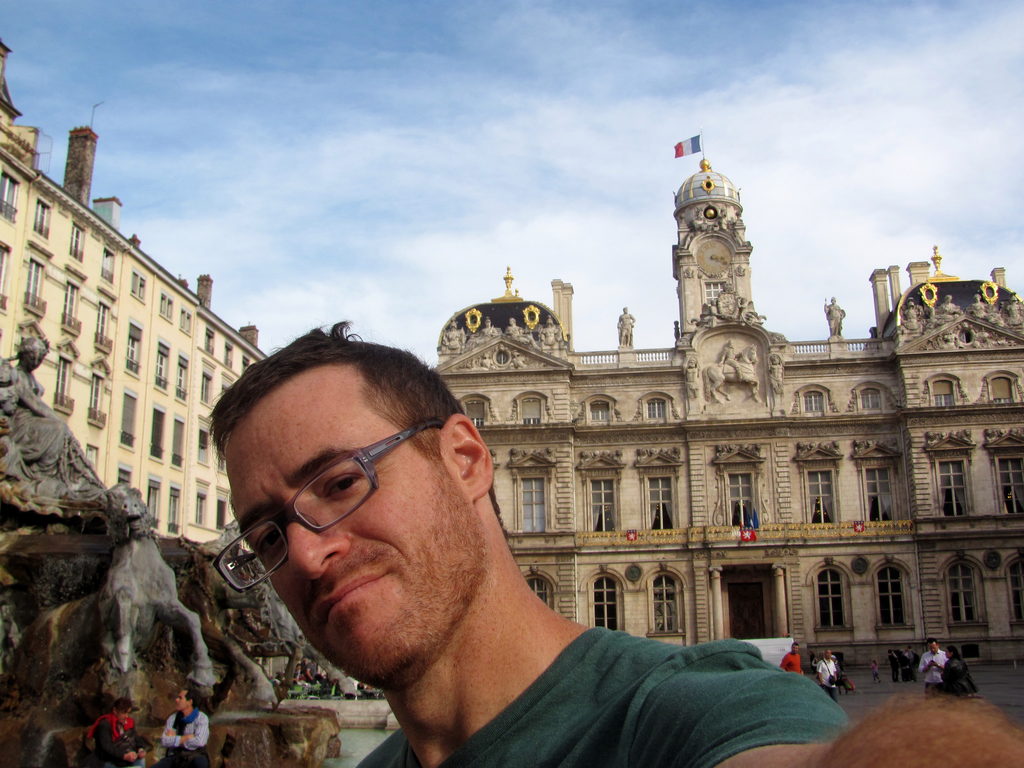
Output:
[213, 418, 444, 591]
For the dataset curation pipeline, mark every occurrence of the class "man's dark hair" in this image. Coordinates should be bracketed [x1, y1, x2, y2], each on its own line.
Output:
[111, 696, 133, 713]
[211, 322, 500, 514]
[926, 637, 938, 645]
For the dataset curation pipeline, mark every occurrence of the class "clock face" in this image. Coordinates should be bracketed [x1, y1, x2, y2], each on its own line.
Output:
[696, 240, 731, 276]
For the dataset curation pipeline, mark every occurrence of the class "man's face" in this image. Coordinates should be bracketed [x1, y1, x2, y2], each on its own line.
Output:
[225, 365, 487, 690]
[929, 641, 940, 654]
[824, 649, 833, 660]
[174, 691, 190, 712]
[791, 643, 799, 654]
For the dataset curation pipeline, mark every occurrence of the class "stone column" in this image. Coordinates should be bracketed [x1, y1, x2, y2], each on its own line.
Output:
[709, 566, 724, 640]
[773, 564, 788, 637]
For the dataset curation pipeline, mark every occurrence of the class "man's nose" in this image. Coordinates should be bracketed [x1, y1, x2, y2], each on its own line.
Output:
[284, 519, 353, 578]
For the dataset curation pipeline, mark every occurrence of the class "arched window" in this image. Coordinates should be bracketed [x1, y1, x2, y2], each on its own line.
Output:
[593, 576, 619, 629]
[803, 391, 824, 413]
[1009, 561, 1024, 621]
[526, 575, 553, 607]
[877, 567, 905, 625]
[932, 380, 954, 407]
[948, 563, 978, 623]
[860, 388, 882, 410]
[990, 376, 1013, 404]
[652, 575, 679, 633]
[817, 569, 845, 627]
[646, 397, 667, 421]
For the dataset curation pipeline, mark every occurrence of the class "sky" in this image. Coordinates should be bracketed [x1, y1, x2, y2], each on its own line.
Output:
[4, 0, 1023, 362]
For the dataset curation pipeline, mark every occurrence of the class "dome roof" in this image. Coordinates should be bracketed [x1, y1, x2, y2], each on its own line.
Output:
[675, 159, 740, 209]
[883, 277, 1023, 338]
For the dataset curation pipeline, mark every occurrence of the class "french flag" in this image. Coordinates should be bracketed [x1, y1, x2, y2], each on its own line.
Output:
[674, 135, 701, 158]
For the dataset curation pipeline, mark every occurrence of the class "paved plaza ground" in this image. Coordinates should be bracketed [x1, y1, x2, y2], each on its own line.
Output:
[828, 663, 1024, 725]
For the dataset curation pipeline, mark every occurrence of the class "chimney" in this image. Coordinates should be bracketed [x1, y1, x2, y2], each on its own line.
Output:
[64, 127, 98, 205]
[906, 261, 931, 288]
[550, 279, 574, 350]
[197, 274, 213, 308]
[870, 268, 891, 332]
[176, 276, 189, 290]
[239, 324, 259, 348]
[92, 196, 121, 229]
[991, 267, 1007, 288]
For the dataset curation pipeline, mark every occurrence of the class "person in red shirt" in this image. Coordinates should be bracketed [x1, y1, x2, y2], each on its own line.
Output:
[780, 641, 803, 674]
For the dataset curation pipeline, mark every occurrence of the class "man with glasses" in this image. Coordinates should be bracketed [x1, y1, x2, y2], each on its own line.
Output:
[210, 322, 848, 768]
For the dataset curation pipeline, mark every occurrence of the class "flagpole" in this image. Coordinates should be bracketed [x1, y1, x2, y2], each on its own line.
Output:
[700, 127, 705, 160]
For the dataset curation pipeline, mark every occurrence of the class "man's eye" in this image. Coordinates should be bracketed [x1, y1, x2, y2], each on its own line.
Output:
[322, 473, 362, 497]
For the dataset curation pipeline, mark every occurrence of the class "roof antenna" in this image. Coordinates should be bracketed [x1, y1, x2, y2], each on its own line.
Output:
[90, 101, 104, 128]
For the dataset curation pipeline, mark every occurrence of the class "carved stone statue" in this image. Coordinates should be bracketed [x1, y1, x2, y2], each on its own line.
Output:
[703, 341, 761, 404]
[769, 353, 784, 395]
[99, 483, 215, 686]
[539, 317, 562, 352]
[932, 294, 963, 324]
[441, 321, 466, 354]
[480, 317, 502, 337]
[617, 307, 636, 348]
[685, 357, 700, 400]
[0, 338, 105, 505]
[825, 297, 845, 338]
[901, 300, 923, 334]
[1003, 300, 1024, 328]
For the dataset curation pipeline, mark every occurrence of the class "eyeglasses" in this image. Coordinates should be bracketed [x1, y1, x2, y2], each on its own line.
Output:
[213, 419, 443, 591]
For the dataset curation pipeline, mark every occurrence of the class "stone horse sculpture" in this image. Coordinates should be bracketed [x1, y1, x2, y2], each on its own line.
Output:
[99, 483, 215, 686]
[703, 341, 762, 404]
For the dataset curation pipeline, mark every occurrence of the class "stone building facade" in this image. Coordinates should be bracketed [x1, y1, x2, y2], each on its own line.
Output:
[436, 160, 1024, 664]
[0, 41, 262, 541]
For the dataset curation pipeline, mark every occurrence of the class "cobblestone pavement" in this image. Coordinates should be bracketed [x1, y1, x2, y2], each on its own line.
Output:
[825, 664, 1024, 725]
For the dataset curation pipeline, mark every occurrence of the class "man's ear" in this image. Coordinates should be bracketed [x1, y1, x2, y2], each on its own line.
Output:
[439, 414, 493, 502]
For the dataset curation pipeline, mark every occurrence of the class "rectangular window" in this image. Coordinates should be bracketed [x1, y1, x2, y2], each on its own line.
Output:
[0, 173, 18, 221]
[204, 327, 215, 353]
[703, 281, 726, 304]
[120, 392, 137, 447]
[808, 470, 834, 523]
[89, 374, 104, 412]
[933, 380, 954, 407]
[817, 570, 845, 627]
[150, 408, 165, 459]
[242, 355, 251, 371]
[62, 282, 79, 328]
[126, 324, 142, 374]
[179, 308, 192, 334]
[101, 248, 115, 282]
[167, 487, 180, 534]
[465, 400, 485, 427]
[999, 458, 1024, 513]
[147, 480, 161, 523]
[646, 398, 666, 421]
[223, 341, 234, 367]
[649, 476, 673, 529]
[96, 302, 110, 342]
[33, 199, 51, 237]
[195, 491, 207, 526]
[198, 427, 209, 464]
[878, 567, 905, 625]
[939, 460, 968, 516]
[130, 271, 146, 300]
[803, 391, 824, 413]
[117, 466, 132, 485]
[591, 478, 616, 531]
[729, 472, 755, 526]
[590, 401, 610, 423]
[522, 397, 541, 425]
[949, 565, 977, 623]
[216, 496, 228, 529]
[69, 224, 84, 260]
[176, 357, 189, 400]
[866, 467, 893, 521]
[86, 444, 99, 469]
[0, 244, 8, 304]
[860, 388, 881, 410]
[54, 357, 72, 408]
[155, 344, 169, 389]
[159, 292, 173, 319]
[171, 418, 184, 467]
[522, 478, 546, 532]
[200, 371, 212, 403]
[26, 259, 44, 299]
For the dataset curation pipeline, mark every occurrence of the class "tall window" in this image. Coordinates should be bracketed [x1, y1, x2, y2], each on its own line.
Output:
[33, 199, 51, 237]
[167, 487, 180, 534]
[803, 391, 824, 413]
[197, 428, 210, 463]
[216, 496, 228, 529]
[204, 327, 215, 353]
[465, 399, 485, 427]
[200, 371, 212, 403]
[62, 283, 80, 329]
[224, 341, 234, 367]
[0, 244, 8, 303]
[159, 292, 173, 320]
[591, 479, 616, 531]
[866, 467, 893, 521]
[990, 376, 1013, 404]
[527, 576, 552, 607]
[647, 398, 667, 421]
[54, 357, 72, 408]
[150, 408, 165, 459]
[0, 173, 18, 221]
[126, 325, 142, 373]
[817, 569, 845, 627]
[938, 460, 968, 516]
[176, 357, 189, 400]
[808, 470, 834, 523]
[120, 392, 137, 447]
[101, 248, 115, 282]
[89, 374, 104, 415]
[860, 388, 881, 410]
[171, 418, 184, 467]
[948, 564, 977, 623]
[522, 478, 546, 532]
[652, 574, 679, 633]
[729, 472, 754, 526]
[877, 567, 905, 625]
[1010, 561, 1024, 622]
[195, 491, 207, 526]
[649, 477, 673, 529]
[179, 308, 193, 333]
[26, 259, 44, 302]
[522, 397, 541, 425]
[593, 577, 619, 629]
[96, 302, 110, 344]
[147, 479, 161, 522]
[590, 400, 610, 423]
[998, 458, 1024, 514]
[130, 271, 146, 300]
[932, 380, 954, 407]
[69, 224, 84, 260]
[155, 344, 169, 389]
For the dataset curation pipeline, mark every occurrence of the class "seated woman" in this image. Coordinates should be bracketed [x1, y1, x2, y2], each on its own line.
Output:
[84, 697, 146, 768]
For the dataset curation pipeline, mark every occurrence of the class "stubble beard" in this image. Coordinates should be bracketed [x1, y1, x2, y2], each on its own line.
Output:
[310, 470, 488, 690]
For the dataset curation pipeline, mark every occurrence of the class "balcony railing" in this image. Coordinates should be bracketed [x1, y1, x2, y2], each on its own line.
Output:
[94, 333, 113, 353]
[87, 407, 107, 428]
[175, 386, 188, 400]
[53, 393, 74, 414]
[0, 201, 16, 222]
[0, 294, 7, 311]
[150, 444, 164, 459]
[24, 292, 46, 316]
[61, 312, 82, 335]
[100, 267, 114, 283]
[172, 453, 183, 467]
[154, 375, 168, 390]
[120, 431, 135, 447]
[167, 521, 179, 534]
[125, 358, 140, 374]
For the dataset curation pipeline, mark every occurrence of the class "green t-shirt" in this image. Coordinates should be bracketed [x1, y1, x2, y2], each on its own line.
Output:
[359, 628, 847, 768]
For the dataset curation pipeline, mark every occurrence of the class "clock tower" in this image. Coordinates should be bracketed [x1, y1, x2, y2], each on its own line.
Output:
[671, 159, 754, 339]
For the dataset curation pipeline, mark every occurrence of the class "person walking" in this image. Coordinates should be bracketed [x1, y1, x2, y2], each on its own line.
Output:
[780, 641, 803, 674]
[942, 645, 979, 697]
[887, 649, 900, 682]
[816, 649, 840, 702]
